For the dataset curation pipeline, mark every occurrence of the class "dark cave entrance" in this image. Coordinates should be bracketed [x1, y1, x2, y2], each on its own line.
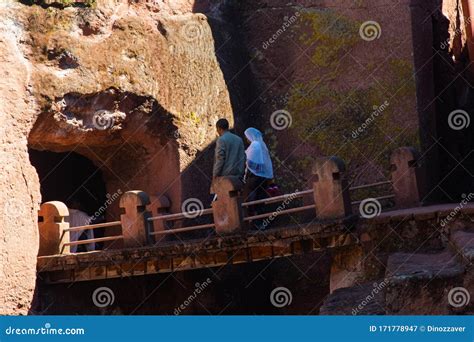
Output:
[28, 148, 107, 220]
[431, 6, 474, 202]
[411, 2, 474, 202]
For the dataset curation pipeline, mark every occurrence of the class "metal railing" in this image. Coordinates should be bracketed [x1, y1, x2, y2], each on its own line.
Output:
[349, 179, 395, 207]
[242, 188, 314, 223]
[349, 180, 392, 191]
[146, 180, 397, 238]
[242, 189, 313, 207]
[150, 223, 215, 236]
[146, 188, 315, 237]
[62, 221, 123, 252]
[148, 208, 213, 223]
[49, 181, 396, 252]
[243, 204, 316, 222]
[147, 208, 214, 237]
[351, 194, 395, 205]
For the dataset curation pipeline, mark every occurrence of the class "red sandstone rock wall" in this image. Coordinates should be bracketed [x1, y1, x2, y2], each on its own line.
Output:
[0, 0, 232, 314]
[0, 5, 41, 314]
[236, 0, 420, 191]
[24, 1, 232, 212]
[1, 0, 467, 315]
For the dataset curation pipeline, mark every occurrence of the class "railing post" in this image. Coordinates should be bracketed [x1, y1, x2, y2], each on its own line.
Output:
[147, 195, 171, 243]
[390, 147, 425, 208]
[312, 156, 352, 219]
[38, 201, 70, 256]
[211, 176, 244, 234]
[119, 190, 152, 248]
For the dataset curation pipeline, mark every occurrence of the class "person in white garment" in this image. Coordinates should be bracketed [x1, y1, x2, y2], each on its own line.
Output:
[243, 127, 274, 229]
[67, 199, 95, 253]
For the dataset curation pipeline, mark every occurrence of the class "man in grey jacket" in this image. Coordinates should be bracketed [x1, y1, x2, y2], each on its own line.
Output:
[212, 118, 245, 188]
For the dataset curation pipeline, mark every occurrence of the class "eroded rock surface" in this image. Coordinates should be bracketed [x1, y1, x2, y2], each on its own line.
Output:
[0, 6, 41, 315]
[0, 0, 232, 314]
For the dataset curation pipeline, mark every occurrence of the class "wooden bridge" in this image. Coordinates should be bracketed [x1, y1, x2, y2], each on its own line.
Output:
[36, 147, 449, 284]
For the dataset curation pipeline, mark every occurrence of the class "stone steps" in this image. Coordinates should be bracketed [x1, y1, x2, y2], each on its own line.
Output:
[384, 226, 474, 314]
[384, 249, 466, 314]
[385, 250, 464, 282]
[319, 281, 386, 315]
[321, 227, 474, 315]
[449, 229, 474, 264]
[449, 229, 474, 315]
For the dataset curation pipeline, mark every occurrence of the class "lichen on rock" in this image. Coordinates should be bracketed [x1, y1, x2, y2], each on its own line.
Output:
[285, 9, 419, 187]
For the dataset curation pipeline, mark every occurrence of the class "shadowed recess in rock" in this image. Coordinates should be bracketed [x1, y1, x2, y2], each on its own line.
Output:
[28, 149, 106, 216]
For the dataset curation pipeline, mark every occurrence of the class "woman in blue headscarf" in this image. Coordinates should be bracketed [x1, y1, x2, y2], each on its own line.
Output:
[243, 128, 274, 227]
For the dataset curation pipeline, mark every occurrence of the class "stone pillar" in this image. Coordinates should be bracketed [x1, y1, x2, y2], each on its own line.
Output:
[147, 195, 170, 243]
[211, 176, 244, 234]
[329, 246, 364, 293]
[312, 156, 352, 220]
[38, 201, 70, 256]
[390, 147, 425, 208]
[119, 191, 152, 248]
